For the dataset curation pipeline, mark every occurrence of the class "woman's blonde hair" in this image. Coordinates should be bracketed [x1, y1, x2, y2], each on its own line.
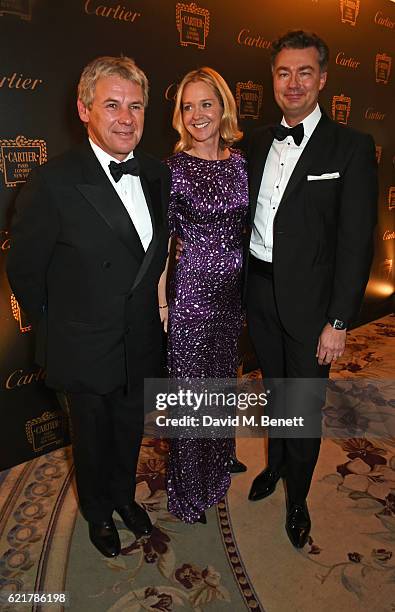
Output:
[172, 67, 242, 153]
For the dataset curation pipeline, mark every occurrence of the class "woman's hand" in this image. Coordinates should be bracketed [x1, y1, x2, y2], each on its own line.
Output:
[175, 237, 184, 261]
[158, 239, 171, 333]
[159, 304, 168, 333]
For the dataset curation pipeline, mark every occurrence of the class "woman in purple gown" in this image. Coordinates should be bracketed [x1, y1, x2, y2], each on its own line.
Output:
[158, 67, 249, 524]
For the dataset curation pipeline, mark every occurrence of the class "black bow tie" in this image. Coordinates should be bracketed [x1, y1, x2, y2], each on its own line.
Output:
[109, 158, 140, 182]
[272, 123, 304, 146]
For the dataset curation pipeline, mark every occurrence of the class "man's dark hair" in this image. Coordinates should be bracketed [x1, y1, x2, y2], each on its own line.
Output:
[271, 30, 329, 72]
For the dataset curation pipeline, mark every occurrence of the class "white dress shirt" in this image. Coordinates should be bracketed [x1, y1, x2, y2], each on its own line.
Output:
[89, 138, 153, 251]
[250, 104, 322, 262]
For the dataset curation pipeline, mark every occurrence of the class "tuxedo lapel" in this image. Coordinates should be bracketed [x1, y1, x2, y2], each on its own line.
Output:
[279, 113, 332, 206]
[130, 151, 164, 292]
[249, 129, 274, 223]
[76, 142, 145, 263]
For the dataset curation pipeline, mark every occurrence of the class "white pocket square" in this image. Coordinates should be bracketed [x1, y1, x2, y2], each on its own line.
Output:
[307, 172, 340, 181]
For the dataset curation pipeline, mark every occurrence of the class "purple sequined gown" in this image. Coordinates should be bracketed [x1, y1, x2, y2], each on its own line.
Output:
[166, 150, 249, 523]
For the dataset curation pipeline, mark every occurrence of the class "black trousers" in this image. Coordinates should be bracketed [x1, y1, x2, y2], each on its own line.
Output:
[66, 385, 144, 523]
[246, 258, 330, 504]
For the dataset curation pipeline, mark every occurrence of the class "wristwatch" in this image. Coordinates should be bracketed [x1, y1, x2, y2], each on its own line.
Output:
[328, 318, 347, 330]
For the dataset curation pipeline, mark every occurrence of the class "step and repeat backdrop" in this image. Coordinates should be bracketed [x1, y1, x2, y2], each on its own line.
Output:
[0, 0, 394, 469]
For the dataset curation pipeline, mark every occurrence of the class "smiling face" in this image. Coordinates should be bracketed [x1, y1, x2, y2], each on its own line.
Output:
[77, 75, 145, 160]
[181, 80, 223, 147]
[272, 46, 327, 125]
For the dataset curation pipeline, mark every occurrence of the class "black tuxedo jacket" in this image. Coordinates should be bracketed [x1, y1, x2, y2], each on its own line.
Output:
[7, 141, 170, 393]
[247, 112, 378, 339]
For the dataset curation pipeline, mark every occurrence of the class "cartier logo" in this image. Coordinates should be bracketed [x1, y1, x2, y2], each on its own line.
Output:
[176, 2, 210, 49]
[237, 29, 271, 50]
[335, 52, 360, 69]
[340, 0, 360, 26]
[0, 135, 47, 187]
[364, 108, 386, 121]
[0, 229, 10, 251]
[84, 0, 141, 23]
[5, 367, 46, 390]
[374, 12, 394, 29]
[375, 53, 392, 85]
[165, 82, 178, 101]
[331, 94, 351, 125]
[0, 72, 43, 91]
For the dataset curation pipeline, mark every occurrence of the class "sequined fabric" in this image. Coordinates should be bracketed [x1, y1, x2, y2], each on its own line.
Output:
[166, 150, 249, 523]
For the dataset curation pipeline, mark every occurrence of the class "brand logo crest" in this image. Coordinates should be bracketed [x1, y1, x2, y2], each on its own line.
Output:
[11, 294, 31, 333]
[340, 0, 360, 26]
[176, 2, 210, 49]
[331, 94, 352, 124]
[26, 411, 64, 452]
[375, 53, 392, 84]
[0, 135, 47, 187]
[388, 186, 395, 210]
[236, 81, 263, 120]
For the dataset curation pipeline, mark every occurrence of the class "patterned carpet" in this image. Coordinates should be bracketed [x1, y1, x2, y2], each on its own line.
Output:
[0, 314, 393, 611]
[229, 314, 395, 612]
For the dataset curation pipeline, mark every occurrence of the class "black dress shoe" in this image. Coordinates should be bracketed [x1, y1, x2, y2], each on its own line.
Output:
[115, 502, 152, 538]
[88, 519, 120, 557]
[196, 512, 207, 524]
[229, 456, 247, 473]
[248, 467, 282, 501]
[285, 502, 311, 548]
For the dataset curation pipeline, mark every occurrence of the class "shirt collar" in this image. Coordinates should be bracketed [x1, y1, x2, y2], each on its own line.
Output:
[89, 138, 134, 167]
[281, 104, 322, 139]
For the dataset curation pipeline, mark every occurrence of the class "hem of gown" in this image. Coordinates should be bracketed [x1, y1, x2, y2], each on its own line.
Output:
[167, 474, 231, 524]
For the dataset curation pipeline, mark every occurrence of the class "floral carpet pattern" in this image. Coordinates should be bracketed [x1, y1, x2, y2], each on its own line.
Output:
[0, 441, 258, 611]
[228, 314, 395, 612]
[65, 438, 259, 611]
[306, 437, 395, 603]
[0, 314, 393, 612]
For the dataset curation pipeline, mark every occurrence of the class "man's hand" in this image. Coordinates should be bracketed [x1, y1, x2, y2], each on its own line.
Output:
[316, 323, 347, 366]
[175, 237, 184, 261]
[159, 305, 168, 333]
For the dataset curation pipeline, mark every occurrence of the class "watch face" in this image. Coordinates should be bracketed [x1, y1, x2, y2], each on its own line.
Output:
[333, 319, 346, 330]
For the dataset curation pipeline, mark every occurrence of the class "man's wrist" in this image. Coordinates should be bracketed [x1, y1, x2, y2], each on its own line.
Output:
[328, 318, 347, 331]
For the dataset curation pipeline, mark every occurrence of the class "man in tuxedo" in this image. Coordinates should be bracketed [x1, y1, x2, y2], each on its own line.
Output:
[246, 31, 377, 547]
[7, 56, 170, 557]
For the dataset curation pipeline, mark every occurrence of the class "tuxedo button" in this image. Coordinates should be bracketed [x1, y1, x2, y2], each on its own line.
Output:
[103, 260, 111, 269]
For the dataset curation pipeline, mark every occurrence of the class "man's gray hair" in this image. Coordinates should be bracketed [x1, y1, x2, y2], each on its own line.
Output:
[78, 55, 149, 107]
